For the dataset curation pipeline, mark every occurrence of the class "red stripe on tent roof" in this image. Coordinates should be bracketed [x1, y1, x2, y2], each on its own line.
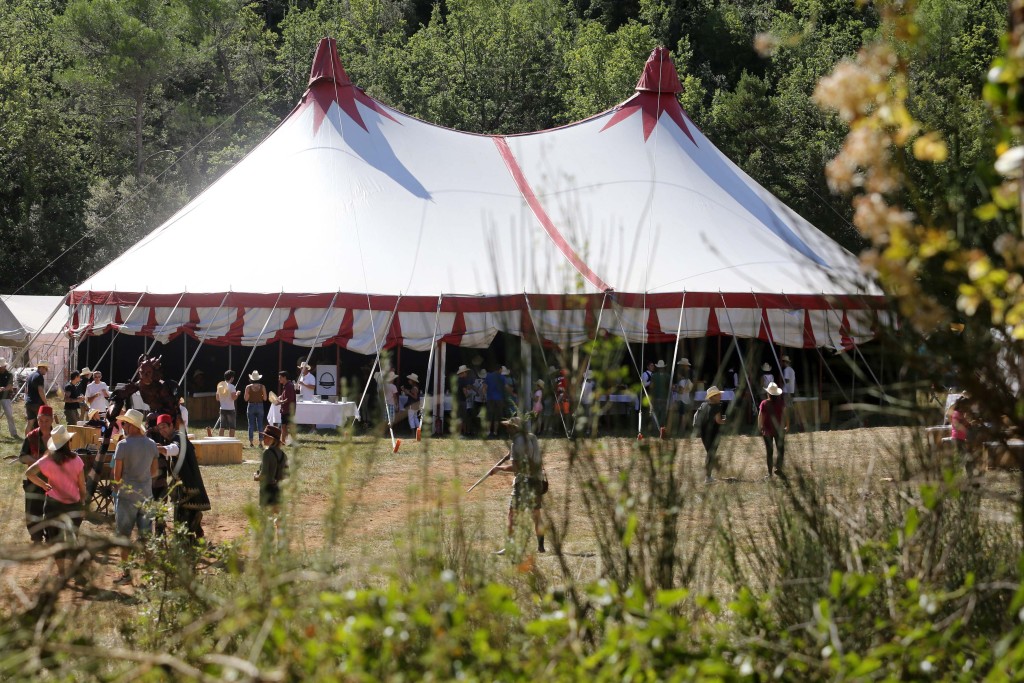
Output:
[492, 137, 611, 294]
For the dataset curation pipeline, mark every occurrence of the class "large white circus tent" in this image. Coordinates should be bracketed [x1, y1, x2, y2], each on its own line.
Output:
[68, 38, 884, 361]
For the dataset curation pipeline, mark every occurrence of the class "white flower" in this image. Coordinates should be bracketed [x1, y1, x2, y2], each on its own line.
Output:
[739, 659, 753, 676]
[920, 660, 933, 673]
[821, 645, 834, 658]
[441, 569, 456, 583]
[995, 146, 1024, 179]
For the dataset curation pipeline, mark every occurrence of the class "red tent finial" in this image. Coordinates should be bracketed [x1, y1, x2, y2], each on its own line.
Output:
[635, 46, 682, 94]
[308, 37, 352, 88]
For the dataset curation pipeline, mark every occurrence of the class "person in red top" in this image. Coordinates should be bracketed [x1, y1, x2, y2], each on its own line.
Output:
[949, 396, 975, 477]
[19, 405, 54, 542]
[277, 371, 296, 446]
[24, 425, 86, 577]
[758, 382, 789, 481]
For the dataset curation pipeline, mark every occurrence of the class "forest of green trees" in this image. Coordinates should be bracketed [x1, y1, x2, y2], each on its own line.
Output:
[0, 0, 1007, 296]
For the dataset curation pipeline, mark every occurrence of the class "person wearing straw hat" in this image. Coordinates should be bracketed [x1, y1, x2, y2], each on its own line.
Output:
[244, 370, 268, 447]
[760, 362, 775, 392]
[25, 360, 49, 432]
[110, 408, 159, 584]
[758, 382, 789, 480]
[490, 416, 546, 555]
[693, 386, 727, 484]
[402, 373, 422, 432]
[0, 358, 17, 438]
[19, 405, 55, 542]
[24, 425, 86, 577]
[297, 361, 316, 401]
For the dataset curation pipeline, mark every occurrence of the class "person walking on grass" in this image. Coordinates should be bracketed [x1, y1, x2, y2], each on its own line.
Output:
[693, 386, 726, 484]
[244, 371, 268, 447]
[490, 417, 546, 555]
[276, 371, 296, 446]
[257, 425, 288, 544]
[111, 409, 158, 585]
[24, 425, 86, 579]
[758, 382, 789, 480]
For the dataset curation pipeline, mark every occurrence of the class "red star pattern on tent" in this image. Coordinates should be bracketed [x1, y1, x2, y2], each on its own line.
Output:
[601, 47, 697, 145]
[302, 38, 399, 135]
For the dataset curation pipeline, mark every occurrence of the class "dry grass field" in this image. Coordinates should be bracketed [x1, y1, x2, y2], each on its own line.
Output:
[1, 409, 1021, 648]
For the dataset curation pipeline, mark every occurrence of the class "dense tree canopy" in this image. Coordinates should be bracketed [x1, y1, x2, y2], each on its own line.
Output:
[0, 0, 1006, 294]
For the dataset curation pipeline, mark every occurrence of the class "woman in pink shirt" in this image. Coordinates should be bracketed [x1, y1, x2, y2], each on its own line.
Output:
[24, 425, 87, 576]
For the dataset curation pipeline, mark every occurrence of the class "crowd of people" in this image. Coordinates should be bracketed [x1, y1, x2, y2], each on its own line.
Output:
[7, 350, 805, 581]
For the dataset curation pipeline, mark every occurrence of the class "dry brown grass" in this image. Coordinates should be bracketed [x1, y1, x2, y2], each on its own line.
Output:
[1, 408, 1020, 645]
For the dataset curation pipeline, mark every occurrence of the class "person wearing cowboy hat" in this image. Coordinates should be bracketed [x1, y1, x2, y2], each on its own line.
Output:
[297, 361, 316, 401]
[490, 416, 546, 554]
[20, 405, 56, 542]
[760, 362, 775, 392]
[0, 358, 16, 438]
[758, 382, 789, 480]
[693, 386, 727, 484]
[24, 425, 87, 575]
[110, 408, 160, 584]
[402, 373, 422, 432]
[25, 359, 49, 433]
[244, 370, 268, 447]
[455, 365, 476, 436]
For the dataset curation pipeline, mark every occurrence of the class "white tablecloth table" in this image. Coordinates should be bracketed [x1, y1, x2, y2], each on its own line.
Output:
[294, 401, 359, 428]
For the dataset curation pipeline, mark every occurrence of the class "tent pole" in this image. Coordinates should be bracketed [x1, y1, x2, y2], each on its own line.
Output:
[718, 292, 753, 424]
[420, 294, 445, 441]
[435, 342, 446, 435]
[571, 292, 609, 437]
[664, 292, 687, 435]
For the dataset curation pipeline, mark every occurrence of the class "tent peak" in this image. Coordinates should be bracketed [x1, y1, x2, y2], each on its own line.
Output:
[308, 37, 352, 89]
[635, 47, 682, 94]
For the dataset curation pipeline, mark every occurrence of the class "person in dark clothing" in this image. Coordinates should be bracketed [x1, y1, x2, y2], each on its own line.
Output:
[20, 405, 54, 542]
[63, 371, 86, 424]
[758, 382, 789, 480]
[169, 421, 211, 541]
[693, 386, 726, 484]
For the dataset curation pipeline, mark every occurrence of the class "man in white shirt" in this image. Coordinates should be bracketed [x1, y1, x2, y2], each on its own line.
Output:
[781, 355, 796, 397]
[297, 362, 316, 401]
[781, 354, 800, 431]
[85, 370, 110, 415]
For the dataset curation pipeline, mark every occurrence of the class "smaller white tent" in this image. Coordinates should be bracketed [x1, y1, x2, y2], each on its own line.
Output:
[1, 295, 69, 384]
